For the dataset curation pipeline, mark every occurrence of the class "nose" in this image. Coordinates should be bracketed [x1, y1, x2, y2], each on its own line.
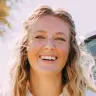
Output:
[44, 39, 56, 50]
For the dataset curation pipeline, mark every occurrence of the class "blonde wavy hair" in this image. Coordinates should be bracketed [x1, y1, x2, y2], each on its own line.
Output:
[10, 5, 86, 96]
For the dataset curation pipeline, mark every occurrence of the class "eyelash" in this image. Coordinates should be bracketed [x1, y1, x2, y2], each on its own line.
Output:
[35, 35, 45, 39]
[55, 37, 66, 41]
[35, 35, 66, 41]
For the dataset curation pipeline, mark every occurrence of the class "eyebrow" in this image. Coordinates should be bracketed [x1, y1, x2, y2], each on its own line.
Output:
[36, 30, 67, 37]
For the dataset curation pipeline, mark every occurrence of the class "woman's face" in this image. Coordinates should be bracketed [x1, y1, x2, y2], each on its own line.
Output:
[27, 15, 70, 74]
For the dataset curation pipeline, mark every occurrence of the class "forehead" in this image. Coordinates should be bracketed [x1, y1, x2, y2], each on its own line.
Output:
[29, 15, 70, 37]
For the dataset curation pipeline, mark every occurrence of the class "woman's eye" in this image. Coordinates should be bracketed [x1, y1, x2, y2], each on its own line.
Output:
[55, 37, 66, 41]
[35, 35, 45, 39]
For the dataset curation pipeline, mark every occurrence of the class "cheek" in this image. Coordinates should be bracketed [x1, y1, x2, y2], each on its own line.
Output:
[58, 42, 69, 54]
[27, 41, 44, 62]
[58, 44, 70, 64]
[60, 48, 69, 60]
[28, 40, 45, 49]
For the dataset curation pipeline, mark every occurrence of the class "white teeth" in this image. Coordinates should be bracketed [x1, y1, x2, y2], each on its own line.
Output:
[40, 56, 57, 61]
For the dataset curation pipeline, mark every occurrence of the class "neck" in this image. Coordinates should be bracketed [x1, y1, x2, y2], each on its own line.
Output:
[28, 70, 63, 96]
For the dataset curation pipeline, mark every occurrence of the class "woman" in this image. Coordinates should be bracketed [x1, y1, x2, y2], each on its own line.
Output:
[0, 5, 86, 96]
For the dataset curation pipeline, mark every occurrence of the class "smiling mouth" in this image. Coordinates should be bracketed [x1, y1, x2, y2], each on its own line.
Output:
[39, 55, 58, 61]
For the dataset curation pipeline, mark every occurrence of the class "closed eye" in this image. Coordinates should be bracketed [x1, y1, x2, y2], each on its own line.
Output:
[55, 37, 66, 41]
[35, 35, 45, 39]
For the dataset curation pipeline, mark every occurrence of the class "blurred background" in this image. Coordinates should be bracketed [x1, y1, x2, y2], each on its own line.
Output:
[0, 0, 96, 96]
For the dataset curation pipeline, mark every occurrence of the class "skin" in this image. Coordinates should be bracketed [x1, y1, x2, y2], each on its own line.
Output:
[27, 15, 70, 96]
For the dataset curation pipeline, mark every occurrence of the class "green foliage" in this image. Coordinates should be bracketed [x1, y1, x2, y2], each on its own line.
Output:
[0, 1, 9, 35]
[0, 0, 22, 35]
